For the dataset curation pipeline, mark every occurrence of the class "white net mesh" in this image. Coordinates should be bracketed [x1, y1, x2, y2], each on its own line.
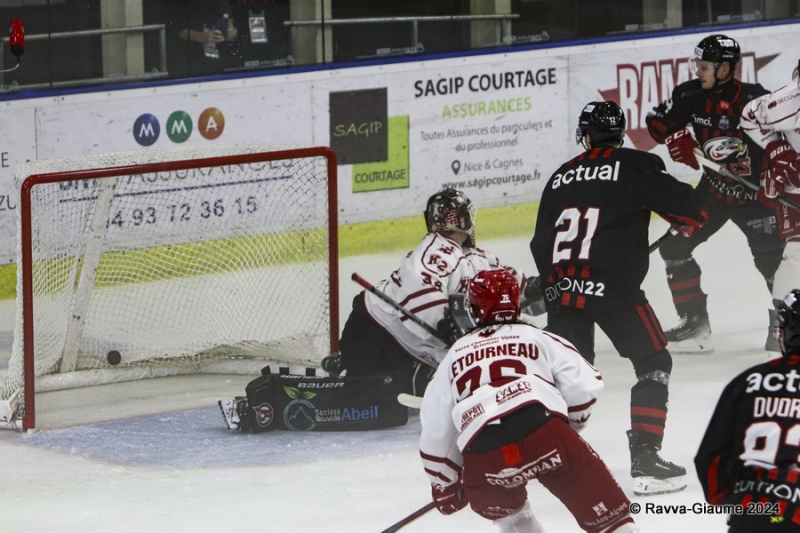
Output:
[1, 144, 336, 414]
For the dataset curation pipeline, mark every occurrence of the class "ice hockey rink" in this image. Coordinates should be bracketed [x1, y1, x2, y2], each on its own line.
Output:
[0, 216, 781, 533]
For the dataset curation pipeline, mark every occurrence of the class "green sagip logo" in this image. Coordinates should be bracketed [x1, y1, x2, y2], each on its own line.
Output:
[166, 110, 193, 143]
[283, 386, 317, 431]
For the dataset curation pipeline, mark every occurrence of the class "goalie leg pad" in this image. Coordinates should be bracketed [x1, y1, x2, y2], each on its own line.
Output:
[241, 371, 408, 433]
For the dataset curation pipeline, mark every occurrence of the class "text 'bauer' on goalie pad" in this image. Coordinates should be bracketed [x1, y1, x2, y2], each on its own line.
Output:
[223, 369, 408, 433]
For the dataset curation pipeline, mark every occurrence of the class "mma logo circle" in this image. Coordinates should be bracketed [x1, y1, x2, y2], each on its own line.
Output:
[254, 402, 274, 428]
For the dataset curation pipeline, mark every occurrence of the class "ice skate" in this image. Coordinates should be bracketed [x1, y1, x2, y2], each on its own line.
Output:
[627, 430, 687, 496]
[664, 312, 713, 354]
[218, 397, 245, 431]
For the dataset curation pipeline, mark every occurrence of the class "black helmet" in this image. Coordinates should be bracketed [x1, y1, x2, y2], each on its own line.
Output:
[424, 188, 476, 247]
[694, 34, 741, 69]
[776, 289, 800, 356]
[576, 101, 626, 147]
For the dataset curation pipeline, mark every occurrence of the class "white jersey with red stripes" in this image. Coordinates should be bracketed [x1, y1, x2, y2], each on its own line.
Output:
[418, 322, 603, 486]
[742, 81, 800, 299]
[364, 232, 522, 368]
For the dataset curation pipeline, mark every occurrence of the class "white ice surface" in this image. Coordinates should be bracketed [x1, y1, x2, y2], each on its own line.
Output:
[0, 218, 780, 532]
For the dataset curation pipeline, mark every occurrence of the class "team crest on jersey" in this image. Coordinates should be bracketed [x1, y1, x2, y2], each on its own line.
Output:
[703, 137, 747, 161]
[718, 115, 730, 131]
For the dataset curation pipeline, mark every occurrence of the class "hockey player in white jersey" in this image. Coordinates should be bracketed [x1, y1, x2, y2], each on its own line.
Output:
[325, 188, 543, 397]
[418, 269, 637, 533]
[741, 58, 800, 351]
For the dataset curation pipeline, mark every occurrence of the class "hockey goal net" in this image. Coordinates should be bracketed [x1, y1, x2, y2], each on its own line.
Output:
[0, 144, 339, 430]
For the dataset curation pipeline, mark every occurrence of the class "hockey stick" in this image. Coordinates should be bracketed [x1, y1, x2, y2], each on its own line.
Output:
[381, 501, 436, 533]
[397, 393, 423, 409]
[693, 148, 800, 212]
[648, 228, 678, 254]
[351, 273, 449, 344]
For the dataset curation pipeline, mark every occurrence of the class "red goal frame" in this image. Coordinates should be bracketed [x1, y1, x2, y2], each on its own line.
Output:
[16, 147, 339, 430]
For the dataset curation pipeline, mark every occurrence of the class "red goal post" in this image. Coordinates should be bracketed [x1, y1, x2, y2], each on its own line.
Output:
[0, 144, 339, 430]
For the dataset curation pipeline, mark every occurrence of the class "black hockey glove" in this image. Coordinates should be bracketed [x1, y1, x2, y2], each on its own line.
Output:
[520, 276, 546, 316]
[436, 316, 460, 346]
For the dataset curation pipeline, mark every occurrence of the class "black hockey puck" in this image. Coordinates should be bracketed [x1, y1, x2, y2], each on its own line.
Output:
[107, 350, 121, 365]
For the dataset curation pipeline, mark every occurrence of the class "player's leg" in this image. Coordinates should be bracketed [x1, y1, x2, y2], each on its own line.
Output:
[337, 292, 427, 393]
[595, 304, 687, 495]
[531, 419, 638, 532]
[543, 307, 596, 364]
[730, 202, 786, 352]
[658, 196, 727, 353]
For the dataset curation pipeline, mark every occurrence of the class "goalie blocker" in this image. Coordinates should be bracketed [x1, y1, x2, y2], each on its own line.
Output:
[220, 367, 408, 432]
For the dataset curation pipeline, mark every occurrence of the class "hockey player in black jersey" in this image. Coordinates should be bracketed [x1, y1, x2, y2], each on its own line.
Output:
[646, 34, 784, 354]
[531, 100, 708, 495]
[695, 288, 800, 532]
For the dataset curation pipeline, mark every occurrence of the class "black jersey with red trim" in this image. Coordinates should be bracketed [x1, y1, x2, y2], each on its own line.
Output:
[530, 146, 705, 310]
[646, 78, 769, 204]
[695, 355, 800, 530]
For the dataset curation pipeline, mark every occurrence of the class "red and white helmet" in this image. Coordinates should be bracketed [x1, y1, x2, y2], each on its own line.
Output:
[468, 269, 520, 326]
[424, 188, 476, 247]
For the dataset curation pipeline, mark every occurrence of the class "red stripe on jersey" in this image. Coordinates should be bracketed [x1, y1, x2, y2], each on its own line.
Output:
[567, 265, 576, 277]
[420, 451, 462, 472]
[580, 266, 590, 278]
[668, 278, 700, 291]
[568, 398, 597, 412]
[740, 494, 753, 507]
[637, 305, 666, 350]
[576, 295, 586, 309]
[631, 423, 665, 436]
[398, 286, 443, 307]
[792, 507, 800, 525]
[561, 293, 571, 306]
[768, 468, 779, 480]
[707, 455, 726, 505]
[423, 468, 454, 484]
[603, 148, 614, 158]
[631, 406, 667, 419]
[589, 148, 601, 159]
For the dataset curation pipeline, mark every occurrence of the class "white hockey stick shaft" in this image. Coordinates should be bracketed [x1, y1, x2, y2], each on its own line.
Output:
[693, 148, 800, 212]
[351, 273, 448, 344]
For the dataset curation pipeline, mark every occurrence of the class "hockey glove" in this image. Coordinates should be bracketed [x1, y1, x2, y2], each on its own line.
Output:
[761, 139, 800, 199]
[520, 276, 546, 316]
[431, 480, 468, 515]
[670, 204, 708, 238]
[665, 129, 700, 170]
[436, 316, 460, 346]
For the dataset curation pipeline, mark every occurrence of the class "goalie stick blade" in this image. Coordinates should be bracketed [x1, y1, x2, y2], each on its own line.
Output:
[397, 393, 423, 409]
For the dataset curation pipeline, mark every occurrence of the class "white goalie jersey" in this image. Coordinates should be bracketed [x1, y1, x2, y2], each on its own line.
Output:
[364, 232, 523, 368]
[418, 322, 603, 487]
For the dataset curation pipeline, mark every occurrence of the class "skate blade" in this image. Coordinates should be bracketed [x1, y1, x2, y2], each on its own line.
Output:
[632, 475, 687, 496]
[218, 400, 238, 431]
[667, 336, 714, 354]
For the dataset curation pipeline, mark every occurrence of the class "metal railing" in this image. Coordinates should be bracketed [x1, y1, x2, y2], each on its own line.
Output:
[0, 24, 168, 91]
[285, 14, 521, 50]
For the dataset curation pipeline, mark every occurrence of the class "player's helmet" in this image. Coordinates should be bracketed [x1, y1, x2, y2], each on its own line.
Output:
[777, 289, 800, 356]
[424, 188, 477, 247]
[693, 34, 741, 70]
[468, 269, 520, 326]
[575, 101, 626, 147]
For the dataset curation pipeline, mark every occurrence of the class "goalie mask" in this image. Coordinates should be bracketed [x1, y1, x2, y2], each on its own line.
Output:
[424, 188, 477, 247]
[777, 289, 800, 356]
[576, 101, 626, 148]
[468, 269, 520, 326]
